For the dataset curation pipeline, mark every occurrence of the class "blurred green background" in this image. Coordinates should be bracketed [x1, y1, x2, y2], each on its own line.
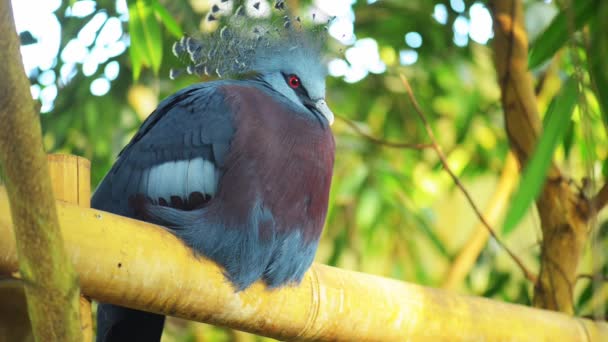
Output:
[12, 0, 607, 340]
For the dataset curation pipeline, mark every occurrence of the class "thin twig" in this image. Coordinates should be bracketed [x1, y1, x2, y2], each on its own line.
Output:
[399, 73, 537, 283]
[337, 116, 433, 150]
[577, 274, 608, 283]
[441, 153, 519, 290]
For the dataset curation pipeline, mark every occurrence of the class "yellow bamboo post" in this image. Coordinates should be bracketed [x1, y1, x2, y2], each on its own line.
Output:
[0, 155, 92, 341]
[47, 154, 93, 342]
[1, 186, 607, 341]
[48, 154, 91, 207]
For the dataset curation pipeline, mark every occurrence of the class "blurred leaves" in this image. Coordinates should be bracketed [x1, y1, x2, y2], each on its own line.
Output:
[128, 0, 163, 78]
[528, 0, 598, 69]
[151, 0, 183, 38]
[588, 1, 608, 128]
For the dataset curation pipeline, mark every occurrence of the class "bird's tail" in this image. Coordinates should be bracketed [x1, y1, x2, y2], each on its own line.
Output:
[96, 303, 165, 342]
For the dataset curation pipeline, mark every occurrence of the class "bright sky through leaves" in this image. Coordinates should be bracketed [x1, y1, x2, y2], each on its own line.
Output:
[12, 0, 493, 111]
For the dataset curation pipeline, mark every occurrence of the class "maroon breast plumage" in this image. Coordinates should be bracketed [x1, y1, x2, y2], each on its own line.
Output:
[219, 84, 335, 242]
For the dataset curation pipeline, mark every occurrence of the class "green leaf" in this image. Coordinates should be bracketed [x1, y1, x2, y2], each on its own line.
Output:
[327, 229, 348, 267]
[151, 0, 183, 38]
[514, 281, 532, 306]
[482, 271, 510, 298]
[129, 40, 143, 80]
[502, 78, 579, 235]
[128, 1, 148, 80]
[138, 0, 163, 74]
[529, 0, 598, 69]
[128, 0, 163, 77]
[588, 2, 608, 128]
[356, 188, 381, 232]
[410, 210, 450, 258]
[561, 118, 575, 159]
[575, 280, 594, 314]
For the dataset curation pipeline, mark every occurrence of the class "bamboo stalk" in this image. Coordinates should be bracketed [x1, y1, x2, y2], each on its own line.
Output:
[47, 154, 93, 342]
[489, 0, 589, 314]
[0, 187, 606, 341]
[0, 1, 83, 340]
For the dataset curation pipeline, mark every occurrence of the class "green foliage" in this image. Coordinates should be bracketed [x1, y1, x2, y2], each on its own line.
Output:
[528, 0, 598, 69]
[588, 1, 608, 127]
[151, 0, 183, 38]
[128, 0, 168, 78]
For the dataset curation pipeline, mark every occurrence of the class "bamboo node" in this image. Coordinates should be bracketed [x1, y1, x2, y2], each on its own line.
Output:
[295, 265, 321, 340]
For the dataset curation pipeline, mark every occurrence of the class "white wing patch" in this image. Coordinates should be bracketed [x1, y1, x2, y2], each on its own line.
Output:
[141, 157, 218, 202]
[201, 158, 217, 195]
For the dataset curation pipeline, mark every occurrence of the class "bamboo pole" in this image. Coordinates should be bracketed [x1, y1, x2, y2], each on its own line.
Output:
[0, 187, 606, 341]
[48, 154, 91, 207]
[47, 154, 93, 342]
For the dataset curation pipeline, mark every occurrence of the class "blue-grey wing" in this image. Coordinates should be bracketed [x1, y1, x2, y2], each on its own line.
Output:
[91, 82, 234, 218]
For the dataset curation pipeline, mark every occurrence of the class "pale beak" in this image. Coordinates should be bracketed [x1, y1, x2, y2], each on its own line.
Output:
[313, 99, 334, 125]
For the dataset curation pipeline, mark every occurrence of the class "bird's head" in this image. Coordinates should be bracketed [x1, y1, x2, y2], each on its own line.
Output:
[171, 1, 334, 126]
[250, 29, 333, 126]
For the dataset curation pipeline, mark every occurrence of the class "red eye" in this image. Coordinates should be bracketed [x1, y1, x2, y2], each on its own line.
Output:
[288, 75, 301, 89]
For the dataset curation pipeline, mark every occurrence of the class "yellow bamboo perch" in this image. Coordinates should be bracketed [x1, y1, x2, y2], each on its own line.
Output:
[0, 188, 606, 341]
[47, 154, 94, 342]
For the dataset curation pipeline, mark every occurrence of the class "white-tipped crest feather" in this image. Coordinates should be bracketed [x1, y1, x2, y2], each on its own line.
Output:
[170, 0, 330, 80]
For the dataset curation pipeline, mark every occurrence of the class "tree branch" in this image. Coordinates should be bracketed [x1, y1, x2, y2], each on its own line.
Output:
[399, 74, 537, 283]
[577, 274, 608, 283]
[337, 116, 433, 150]
[591, 182, 608, 213]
